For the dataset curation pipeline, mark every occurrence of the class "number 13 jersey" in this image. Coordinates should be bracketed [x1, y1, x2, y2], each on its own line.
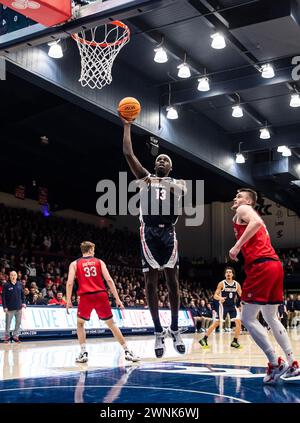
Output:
[139, 175, 181, 227]
[76, 256, 106, 295]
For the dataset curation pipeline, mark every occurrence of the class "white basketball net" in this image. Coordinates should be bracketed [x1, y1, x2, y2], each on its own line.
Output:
[72, 21, 130, 90]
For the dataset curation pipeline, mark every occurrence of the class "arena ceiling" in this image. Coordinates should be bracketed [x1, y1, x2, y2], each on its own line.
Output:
[0, 0, 300, 215]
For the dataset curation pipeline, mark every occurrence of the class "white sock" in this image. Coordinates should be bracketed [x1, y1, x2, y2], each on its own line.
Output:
[80, 343, 86, 353]
[241, 303, 278, 365]
[261, 305, 295, 366]
[122, 343, 129, 351]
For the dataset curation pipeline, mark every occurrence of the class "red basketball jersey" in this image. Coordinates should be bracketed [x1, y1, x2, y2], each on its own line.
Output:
[234, 222, 279, 267]
[76, 257, 106, 295]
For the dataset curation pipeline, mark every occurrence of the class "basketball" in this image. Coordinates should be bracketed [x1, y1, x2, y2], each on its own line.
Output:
[118, 97, 141, 121]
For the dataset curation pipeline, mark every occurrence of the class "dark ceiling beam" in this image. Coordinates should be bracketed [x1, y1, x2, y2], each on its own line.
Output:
[128, 17, 207, 72]
[186, 0, 289, 135]
[232, 122, 300, 153]
[226, 93, 265, 126]
[0, 0, 175, 53]
[162, 66, 294, 106]
[188, 0, 259, 67]
[130, 14, 269, 127]
[219, 0, 293, 30]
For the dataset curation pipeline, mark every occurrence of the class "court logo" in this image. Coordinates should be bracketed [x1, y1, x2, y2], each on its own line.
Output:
[11, 0, 40, 10]
[96, 172, 205, 227]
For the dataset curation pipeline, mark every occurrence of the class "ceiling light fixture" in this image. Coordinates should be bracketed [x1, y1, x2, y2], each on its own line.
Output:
[211, 32, 226, 49]
[282, 147, 292, 157]
[48, 40, 63, 59]
[166, 106, 178, 119]
[260, 127, 271, 140]
[235, 142, 246, 164]
[197, 69, 210, 91]
[232, 93, 243, 118]
[154, 36, 168, 63]
[261, 63, 275, 79]
[166, 83, 178, 120]
[177, 53, 191, 78]
[277, 145, 292, 157]
[290, 93, 300, 108]
[197, 77, 210, 91]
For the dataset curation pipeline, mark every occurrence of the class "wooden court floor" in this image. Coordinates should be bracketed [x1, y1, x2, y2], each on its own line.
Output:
[0, 329, 300, 404]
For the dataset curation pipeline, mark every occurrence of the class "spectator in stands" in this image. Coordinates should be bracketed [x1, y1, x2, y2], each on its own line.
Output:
[188, 300, 201, 332]
[278, 303, 288, 329]
[43, 236, 52, 251]
[23, 287, 30, 304]
[48, 291, 66, 306]
[294, 294, 300, 327]
[198, 298, 213, 331]
[71, 295, 78, 306]
[123, 296, 131, 308]
[286, 294, 295, 328]
[2, 270, 26, 343]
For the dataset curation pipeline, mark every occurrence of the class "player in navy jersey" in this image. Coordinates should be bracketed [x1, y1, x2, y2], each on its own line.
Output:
[66, 241, 140, 363]
[121, 115, 186, 358]
[199, 267, 242, 348]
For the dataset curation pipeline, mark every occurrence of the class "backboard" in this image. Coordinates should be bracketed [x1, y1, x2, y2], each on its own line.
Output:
[0, 1, 101, 52]
[0, 0, 164, 53]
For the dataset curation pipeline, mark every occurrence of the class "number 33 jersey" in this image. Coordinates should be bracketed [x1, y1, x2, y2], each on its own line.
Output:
[76, 257, 106, 295]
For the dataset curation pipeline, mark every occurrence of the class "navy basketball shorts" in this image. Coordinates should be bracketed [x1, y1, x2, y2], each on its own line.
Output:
[215, 303, 238, 321]
[140, 224, 179, 272]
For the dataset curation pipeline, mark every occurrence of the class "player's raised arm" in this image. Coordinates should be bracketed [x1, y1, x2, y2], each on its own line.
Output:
[120, 115, 149, 179]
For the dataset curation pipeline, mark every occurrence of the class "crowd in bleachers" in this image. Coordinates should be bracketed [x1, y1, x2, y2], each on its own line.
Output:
[276, 248, 300, 274]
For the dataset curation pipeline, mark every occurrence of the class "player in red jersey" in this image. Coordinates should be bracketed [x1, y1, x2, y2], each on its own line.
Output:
[230, 188, 300, 384]
[66, 241, 140, 363]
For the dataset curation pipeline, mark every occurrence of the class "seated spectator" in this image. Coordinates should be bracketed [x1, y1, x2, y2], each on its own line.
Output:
[188, 300, 202, 332]
[48, 292, 66, 306]
[23, 287, 30, 304]
[198, 299, 213, 332]
[71, 294, 78, 306]
[286, 294, 295, 328]
[278, 303, 288, 329]
[294, 294, 300, 327]
[123, 296, 131, 308]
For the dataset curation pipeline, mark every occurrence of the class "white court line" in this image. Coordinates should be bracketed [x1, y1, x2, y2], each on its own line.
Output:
[0, 385, 250, 403]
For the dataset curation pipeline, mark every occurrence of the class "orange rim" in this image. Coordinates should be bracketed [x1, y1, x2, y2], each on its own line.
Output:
[71, 20, 130, 47]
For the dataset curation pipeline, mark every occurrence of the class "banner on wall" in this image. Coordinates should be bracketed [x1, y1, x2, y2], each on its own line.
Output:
[15, 185, 25, 200]
[38, 187, 48, 205]
[0, 306, 194, 338]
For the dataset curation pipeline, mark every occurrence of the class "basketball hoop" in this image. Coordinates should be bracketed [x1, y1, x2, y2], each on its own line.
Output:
[72, 21, 130, 90]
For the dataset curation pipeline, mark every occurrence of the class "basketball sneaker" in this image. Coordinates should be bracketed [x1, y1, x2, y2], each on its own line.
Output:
[12, 336, 21, 343]
[76, 351, 88, 363]
[199, 336, 208, 347]
[167, 328, 186, 354]
[230, 340, 241, 348]
[263, 357, 289, 384]
[124, 349, 140, 362]
[280, 361, 300, 381]
[154, 328, 167, 358]
[4, 336, 10, 344]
